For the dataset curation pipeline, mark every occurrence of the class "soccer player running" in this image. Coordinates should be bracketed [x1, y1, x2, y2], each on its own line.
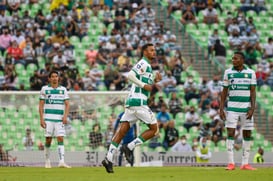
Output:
[220, 52, 257, 170]
[39, 71, 71, 168]
[102, 43, 162, 173]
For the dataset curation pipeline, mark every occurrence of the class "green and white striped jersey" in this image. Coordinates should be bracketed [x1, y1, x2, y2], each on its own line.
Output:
[222, 66, 256, 113]
[39, 85, 69, 122]
[125, 57, 154, 107]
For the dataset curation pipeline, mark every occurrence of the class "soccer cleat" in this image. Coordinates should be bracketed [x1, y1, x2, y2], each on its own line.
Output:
[121, 145, 134, 166]
[58, 162, 72, 168]
[225, 163, 235, 170]
[45, 159, 51, 168]
[240, 164, 256, 170]
[102, 158, 114, 173]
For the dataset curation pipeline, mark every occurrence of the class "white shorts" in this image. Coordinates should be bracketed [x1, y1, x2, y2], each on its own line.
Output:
[120, 106, 157, 126]
[225, 112, 254, 130]
[45, 121, 66, 137]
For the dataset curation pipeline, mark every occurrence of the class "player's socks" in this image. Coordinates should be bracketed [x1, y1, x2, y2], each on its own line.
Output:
[242, 138, 252, 165]
[128, 136, 145, 150]
[106, 141, 119, 162]
[226, 137, 234, 164]
[45, 143, 50, 160]
[58, 142, 65, 163]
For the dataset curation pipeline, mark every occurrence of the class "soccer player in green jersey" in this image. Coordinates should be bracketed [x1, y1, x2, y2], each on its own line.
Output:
[39, 70, 71, 168]
[102, 43, 162, 173]
[220, 52, 257, 170]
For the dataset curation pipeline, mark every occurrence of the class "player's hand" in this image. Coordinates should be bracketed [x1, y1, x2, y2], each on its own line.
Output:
[62, 117, 68, 124]
[246, 109, 254, 120]
[219, 109, 226, 121]
[154, 72, 162, 83]
[143, 84, 153, 92]
[40, 120, 46, 129]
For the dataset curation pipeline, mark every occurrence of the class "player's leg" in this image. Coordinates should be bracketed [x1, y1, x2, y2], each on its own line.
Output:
[56, 122, 71, 168]
[225, 112, 238, 170]
[240, 115, 256, 170]
[126, 106, 158, 151]
[44, 121, 53, 168]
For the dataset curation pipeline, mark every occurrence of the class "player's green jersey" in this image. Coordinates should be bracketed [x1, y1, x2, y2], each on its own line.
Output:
[39, 85, 69, 122]
[125, 57, 154, 107]
[222, 66, 256, 113]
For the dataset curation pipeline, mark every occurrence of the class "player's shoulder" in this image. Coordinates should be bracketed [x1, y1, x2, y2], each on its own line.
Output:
[58, 85, 68, 91]
[245, 67, 255, 74]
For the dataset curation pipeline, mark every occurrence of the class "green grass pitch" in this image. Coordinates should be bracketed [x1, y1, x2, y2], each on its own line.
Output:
[0, 167, 272, 181]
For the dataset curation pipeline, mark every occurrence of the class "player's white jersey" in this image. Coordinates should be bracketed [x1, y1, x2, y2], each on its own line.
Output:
[222, 66, 256, 113]
[40, 85, 69, 122]
[125, 57, 154, 107]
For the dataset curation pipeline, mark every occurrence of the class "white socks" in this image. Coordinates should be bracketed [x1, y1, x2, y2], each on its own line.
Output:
[106, 143, 118, 163]
[226, 138, 234, 164]
[58, 145, 65, 163]
[128, 137, 144, 150]
[45, 146, 50, 160]
[242, 139, 251, 165]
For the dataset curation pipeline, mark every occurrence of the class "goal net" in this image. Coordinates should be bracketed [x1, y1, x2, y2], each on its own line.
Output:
[0, 91, 129, 153]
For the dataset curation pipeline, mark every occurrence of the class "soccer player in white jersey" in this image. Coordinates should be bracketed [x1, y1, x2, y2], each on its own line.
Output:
[39, 70, 71, 168]
[220, 52, 257, 170]
[102, 43, 162, 173]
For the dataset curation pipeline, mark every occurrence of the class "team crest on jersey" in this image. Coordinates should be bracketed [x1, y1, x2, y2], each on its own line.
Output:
[244, 74, 248, 78]
[59, 90, 63, 94]
[230, 74, 234, 78]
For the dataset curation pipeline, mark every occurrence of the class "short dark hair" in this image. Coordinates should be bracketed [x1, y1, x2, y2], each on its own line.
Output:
[48, 70, 59, 78]
[234, 51, 245, 60]
[141, 43, 154, 57]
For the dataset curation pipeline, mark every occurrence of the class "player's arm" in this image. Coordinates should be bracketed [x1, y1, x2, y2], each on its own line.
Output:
[246, 85, 256, 119]
[63, 100, 70, 124]
[39, 100, 46, 128]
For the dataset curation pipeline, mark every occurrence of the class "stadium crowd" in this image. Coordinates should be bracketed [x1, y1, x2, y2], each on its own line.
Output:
[0, 0, 272, 153]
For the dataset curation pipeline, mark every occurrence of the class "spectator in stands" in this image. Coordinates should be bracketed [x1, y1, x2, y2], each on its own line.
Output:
[114, 5, 126, 30]
[227, 18, 240, 36]
[63, 40, 75, 62]
[194, 0, 207, 16]
[168, 92, 183, 119]
[23, 42, 37, 67]
[7, 40, 24, 65]
[202, 4, 219, 25]
[112, 72, 127, 91]
[184, 106, 202, 133]
[51, 31, 69, 45]
[12, 29, 25, 45]
[198, 122, 211, 141]
[253, 0, 267, 14]
[52, 49, 67, 70]
[162, 120, 179, 151]
[148, 94, 159, 112]
[191, 137, 199, 151]
[246, 16, 256, 33]
[207, 74, 222, 95]
[85, 44, 98, 66]
[22, 128, 35, 151]
[211, 39, 227, 68]
[89, 123, 103, 149]
[266, 63, 273, 91]
[257, 59, 270, 75]
[102, 5, 113, 27]
[262, 37, 273, 59]
[129, 0, 144, 10]
[224, 11, 233, 34]
[157, 104, 171, 130]
[66, 16, 79, 37]
[180, 4, 198, 28]
[141, 3, 156, 22]
[77, 18, 88, 41]
[228, 29, 244, 51]
[196, 137, 211, 163]
[29, 70, 43, 91]
[255, 66, 267, 90]
[244, 47, 259, 68]
[236, 10, 248, 33]
[239, 0, 255, 14]
[198, 77, 209, 96]
[167, 0, 184, 18]
[0, 27, 12, 56]
[4, 66, 18, 90]
[171, 135, 192, 152]
[208, 29, 220, 59]
[0, 0, 6, 11]
[210, 116, 225, 146]
[184, 75, 199, 105]
[6, 0, 21, 15]
[104, 60, 118, 90]
[156, 70, 177, 97]
[244, 29, 261, 52]
[37, 63, 51, 85]
[198, 92, 211, 114]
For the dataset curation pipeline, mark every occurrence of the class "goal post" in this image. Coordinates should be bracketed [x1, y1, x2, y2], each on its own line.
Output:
[0, 91, 142, 166]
